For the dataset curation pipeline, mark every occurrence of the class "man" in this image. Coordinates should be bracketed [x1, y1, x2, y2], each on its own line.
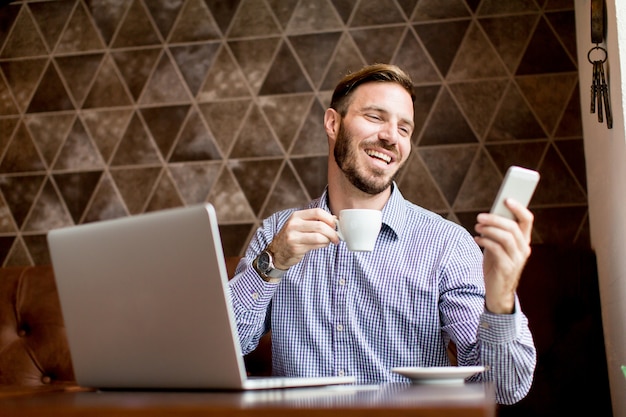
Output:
[228, 63, 536, 405]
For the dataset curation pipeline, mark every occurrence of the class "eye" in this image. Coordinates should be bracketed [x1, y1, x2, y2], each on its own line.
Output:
[365, 113, 382, 122]
[398, 126, 411, 137]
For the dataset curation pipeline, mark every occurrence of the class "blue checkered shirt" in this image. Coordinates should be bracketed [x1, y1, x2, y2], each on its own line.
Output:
[229, 184, 536, 405]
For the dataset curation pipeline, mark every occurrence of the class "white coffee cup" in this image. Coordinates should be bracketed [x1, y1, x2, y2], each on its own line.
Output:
[335, 209, 382, 252]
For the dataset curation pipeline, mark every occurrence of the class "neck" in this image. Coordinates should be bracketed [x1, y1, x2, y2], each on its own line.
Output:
[327, 164, 392, 215]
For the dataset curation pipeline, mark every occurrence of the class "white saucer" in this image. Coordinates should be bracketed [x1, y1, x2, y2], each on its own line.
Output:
[391, 366, 485, 385]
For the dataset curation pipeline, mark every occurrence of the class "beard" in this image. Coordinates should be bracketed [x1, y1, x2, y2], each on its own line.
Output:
[333, 120, 401, 195]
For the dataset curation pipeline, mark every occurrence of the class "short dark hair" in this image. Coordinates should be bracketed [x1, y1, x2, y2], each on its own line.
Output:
[330, 63, 415, 116]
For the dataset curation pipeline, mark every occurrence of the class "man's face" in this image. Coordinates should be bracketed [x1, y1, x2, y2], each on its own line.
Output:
[333, 82, 414, 195]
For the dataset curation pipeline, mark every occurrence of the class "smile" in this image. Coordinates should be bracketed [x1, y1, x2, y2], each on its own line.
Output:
[365, 149, 392, 164]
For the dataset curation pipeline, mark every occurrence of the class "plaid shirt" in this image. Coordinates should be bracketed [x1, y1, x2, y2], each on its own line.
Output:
[229, 184, 536, 405]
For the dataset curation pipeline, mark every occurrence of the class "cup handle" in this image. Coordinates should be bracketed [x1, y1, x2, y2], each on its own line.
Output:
[335, 218, 344, 241]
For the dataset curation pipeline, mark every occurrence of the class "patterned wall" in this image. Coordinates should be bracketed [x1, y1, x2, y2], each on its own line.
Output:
[0, 0, 587, 266]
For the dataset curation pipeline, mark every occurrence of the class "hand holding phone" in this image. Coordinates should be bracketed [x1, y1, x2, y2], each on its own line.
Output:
[490, 166, 540, 220]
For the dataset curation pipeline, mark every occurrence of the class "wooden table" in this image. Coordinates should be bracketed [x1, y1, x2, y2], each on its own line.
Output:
[0, 382, 495, 416]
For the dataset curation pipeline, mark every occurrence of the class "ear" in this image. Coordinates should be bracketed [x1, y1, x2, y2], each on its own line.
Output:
[324, 108, 340, 141]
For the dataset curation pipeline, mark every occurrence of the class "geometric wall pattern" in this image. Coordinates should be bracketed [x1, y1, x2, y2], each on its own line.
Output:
[0, 0, 587, 266]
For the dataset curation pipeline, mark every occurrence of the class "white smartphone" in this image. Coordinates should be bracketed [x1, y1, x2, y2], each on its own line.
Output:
[490, 166, 540, 220]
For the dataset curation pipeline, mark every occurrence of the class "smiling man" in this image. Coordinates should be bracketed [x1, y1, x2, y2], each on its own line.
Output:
[228, 63, 537, 405]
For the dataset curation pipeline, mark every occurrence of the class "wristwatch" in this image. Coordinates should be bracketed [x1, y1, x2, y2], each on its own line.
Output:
[254, 249, 287, 283]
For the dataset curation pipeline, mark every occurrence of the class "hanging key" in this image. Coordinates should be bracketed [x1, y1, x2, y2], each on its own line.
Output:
[596, 61, 604, 123]
[598, 60, 613, 128]
[590, 60, 598, 114]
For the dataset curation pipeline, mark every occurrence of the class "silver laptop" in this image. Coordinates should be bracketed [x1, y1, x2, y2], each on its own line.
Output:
[47, 203, 355, 390]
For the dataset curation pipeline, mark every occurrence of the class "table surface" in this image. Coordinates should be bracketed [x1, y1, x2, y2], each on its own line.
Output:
[0, 382, 495, 417]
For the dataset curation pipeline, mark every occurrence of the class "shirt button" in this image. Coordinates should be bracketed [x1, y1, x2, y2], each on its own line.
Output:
[338, 370, 345, 377]
[336, 324, 344, 331]
[251, 292, 260, 300]
[338, 279, 346, 286]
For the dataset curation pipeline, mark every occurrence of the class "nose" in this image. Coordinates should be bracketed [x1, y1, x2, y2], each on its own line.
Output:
[378, 121, 400, 144]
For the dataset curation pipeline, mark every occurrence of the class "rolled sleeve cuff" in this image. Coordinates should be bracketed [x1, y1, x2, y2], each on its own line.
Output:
[229, 266, 277, 312]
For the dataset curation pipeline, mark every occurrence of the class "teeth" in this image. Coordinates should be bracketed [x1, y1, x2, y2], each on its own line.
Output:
[366, 150, 391, 164]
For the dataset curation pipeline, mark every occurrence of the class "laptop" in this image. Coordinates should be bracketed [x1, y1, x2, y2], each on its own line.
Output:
[47, 203, 356, 390]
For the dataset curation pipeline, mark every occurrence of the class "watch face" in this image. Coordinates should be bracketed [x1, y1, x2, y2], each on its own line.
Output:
[257, 251, 271, 273]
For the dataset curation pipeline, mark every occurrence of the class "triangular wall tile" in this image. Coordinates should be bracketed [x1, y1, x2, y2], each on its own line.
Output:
[22, 179, 73, 231]
[168, 0, 221, 43]
[453, 149, 501, 211]
[534, 144, 587, 205]
[266, 0, 298, 28]
[84, 0, 129, 45]
[168, 162, 222, 205]
[82, 173, 128, 222]
[144, 0, 184, 40]
[291, 156, 328, 200]
[412, 0, 470, 21]
[478, 0, 539, 15]
[53, 118, 105, 171]
[139, 53, 190, 104]
[0, 118, 19, 157]
[227, 0, 281, 38]
[350, 0, 405, 26]
[0, 58, 47, 113]
[207, 166, 256, 222]
[289, 32, 341, 88]
[555, 138, 587, 191]
[290, 99, 328, 155]
[516, 73, 578, 135]
[0, 75, 19, 115]
[26, 113, 75, 166]
[418, 145, 478, 205]
[320, 34, 365, 91]
[218, 223, 254, 257]
[330, 0, 357, 23]
[53, 170, 103, 223]
[170, 43, 220, 96]
[448, 80, 508, 139]
[4, 237, 31, 267]
[413, 20, 470, 77]
[22, 234, 50, 265]
[398, 153, 448, 212]
[0, 195, 17, 233]
[229, 38, 281, 93]
[419, 87, 478, 146]
[0, 174, 45, 229]
[392, 30, 439, 84]
[479, 14, 538, 73]
[0, 123, 46, 173]
[55, 53, 104, 106]
[144, 171, 184, 212]
[28, 0, 74, 52]
[546, 11, 577, 60]
[1, 6, 47, 58]
[554, 83, 583, 138]
[111, 0, 161, 47]
[286, 0, 344, 34]
[485, 141, 547, 175]
[516, 17, 576, 75]
[110, 167, 161, 214]
[259, 41, 313, 95]
[448, 22, 508, 80]
[199, 99, 252, 155]
[350, 26, 405, 65]
[261, 164, 310, 218]
[198, 46, 251, 100]
[26, 62, 74, 113]
[205, 0, 242, 34]
[229, 158, 283, 214]
[0, 236, 16, 266]
[82, 109, 134, 163]
[0, 5, 20, 53]
[412, 85, 440, 140]
[230, 105, 284, 158]
[110, 113, 161, 166]
[486, 82, 546, 141]
[82, 55, 132, 108]
[170, 109, 222, 162]
[112, 48, 161, 101]
[259, 94, 314, 151]
[56, 1, 105, 53]
[141, 105, 190, 159]
[532, 206, 588, 245]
